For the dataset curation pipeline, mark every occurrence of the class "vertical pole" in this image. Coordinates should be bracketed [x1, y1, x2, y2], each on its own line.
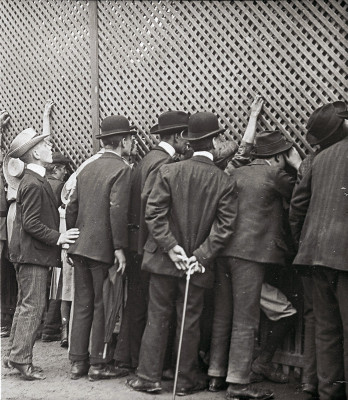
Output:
[89, 0, 100, 153]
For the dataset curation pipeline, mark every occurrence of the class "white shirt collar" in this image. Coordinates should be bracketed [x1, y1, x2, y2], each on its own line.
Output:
[193, 151, 214, 161]
[158, 141, 176, 157]
[104, 149, 120, 156]
[27, 163, 46, 177]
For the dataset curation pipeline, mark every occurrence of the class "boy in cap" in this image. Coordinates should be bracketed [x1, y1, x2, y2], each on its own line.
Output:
[3, 128, 79, 380]
[128, 111, 238, 395]
[290, 101, 348, 400]
[66, 115, 133, 381]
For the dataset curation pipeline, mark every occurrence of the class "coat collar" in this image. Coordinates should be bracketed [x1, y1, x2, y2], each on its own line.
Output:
[191, 154, 215, 166]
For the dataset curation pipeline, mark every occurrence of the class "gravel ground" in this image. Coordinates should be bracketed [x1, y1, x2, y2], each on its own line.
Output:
[1, 337, 310, 400]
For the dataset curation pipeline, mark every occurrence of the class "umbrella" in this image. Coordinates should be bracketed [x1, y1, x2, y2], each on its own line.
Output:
[102, 263, 125, 359]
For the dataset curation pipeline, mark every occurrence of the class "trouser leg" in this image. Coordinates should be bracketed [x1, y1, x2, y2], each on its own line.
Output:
[9, 264, 48, 364]
[137, 274, 177, 382]
[42, 299, 62, 335]
[313, 267, 346, 400]
[226, 258, 265, 384]
[208, 260, 233, 377]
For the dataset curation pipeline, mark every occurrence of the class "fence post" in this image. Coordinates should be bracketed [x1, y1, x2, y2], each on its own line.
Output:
[89, 0, 100, 153]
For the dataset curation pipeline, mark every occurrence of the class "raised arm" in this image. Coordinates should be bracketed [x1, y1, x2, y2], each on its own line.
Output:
[42, 100, 54, 136]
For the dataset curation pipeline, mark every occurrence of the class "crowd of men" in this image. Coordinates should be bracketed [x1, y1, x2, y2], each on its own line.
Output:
[1, 98, 348, 400]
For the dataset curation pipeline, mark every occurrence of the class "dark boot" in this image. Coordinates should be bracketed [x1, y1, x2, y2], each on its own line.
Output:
[60, 324, 68, 348]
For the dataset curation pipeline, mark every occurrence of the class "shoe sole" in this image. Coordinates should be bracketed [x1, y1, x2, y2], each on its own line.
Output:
[126, 380, 162, 393]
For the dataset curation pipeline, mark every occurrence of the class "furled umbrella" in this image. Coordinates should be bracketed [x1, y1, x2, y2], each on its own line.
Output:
[102, 263, 125, 359]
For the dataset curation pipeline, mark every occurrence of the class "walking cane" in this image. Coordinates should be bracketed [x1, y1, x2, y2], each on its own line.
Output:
[172, 262, 205, 400]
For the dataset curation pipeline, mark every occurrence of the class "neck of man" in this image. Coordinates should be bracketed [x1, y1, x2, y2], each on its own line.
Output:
[104, 145, 122, 157]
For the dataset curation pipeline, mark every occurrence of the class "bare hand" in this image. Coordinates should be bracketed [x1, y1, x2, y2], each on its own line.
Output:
[0, 110, 10, 129]
[168, 245, 188, 271]
[44, 100, 54, 116]
[250, 95, 264, 117]
[284, 146, 302, 170]
[187, 259, 205, 275]
[58, 228, 80, 245]
[114, 249, 126, 274]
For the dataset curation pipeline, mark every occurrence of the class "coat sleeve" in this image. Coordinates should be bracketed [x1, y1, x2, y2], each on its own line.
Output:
[193, 178, 238, 267]
[274, 169, 295, 202]
[289, 166, 312, 248]
[65, 179, 79, 230]
[145, 167, 178, 252]
[21, 182, 60, 245]
[110, 166, 131, 249]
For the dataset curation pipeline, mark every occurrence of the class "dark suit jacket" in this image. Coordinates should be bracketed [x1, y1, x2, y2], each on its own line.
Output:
[221, 160, 295, 266]
[142, 155, 238, 288]
[9, 169, 60, 268]
[290, 136, 348, 272]
[47, 176, 64, 207]
[66, 152, 131, 265]
[128, 146, 172, 254]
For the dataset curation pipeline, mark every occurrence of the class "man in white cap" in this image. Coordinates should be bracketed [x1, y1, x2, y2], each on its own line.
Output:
[3, 128, 79, 380]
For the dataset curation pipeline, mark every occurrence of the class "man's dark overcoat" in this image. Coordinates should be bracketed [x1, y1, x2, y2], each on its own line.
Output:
[220, 160, 295, 266]
[142, 155, 238, 288]
[290, 136, 348, 271]
[128, 145, 173, 254]
[66, 151, 131, 265]
[10, 169, 60, 268]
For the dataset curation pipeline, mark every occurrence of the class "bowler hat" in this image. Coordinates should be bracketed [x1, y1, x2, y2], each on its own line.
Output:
[251, 130, 293, 157]
[96, 115, 136, 139]
[8, 128, 49, 158]
[183, 112, 225, 142]
[306, 101, 347, 145]
[3, 154, 25, 191]
[52, 151, 71, 165]
[150, 111, 189, 136]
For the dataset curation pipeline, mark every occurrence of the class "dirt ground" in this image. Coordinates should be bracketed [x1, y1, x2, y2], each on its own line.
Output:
[1, 337, 311, 400]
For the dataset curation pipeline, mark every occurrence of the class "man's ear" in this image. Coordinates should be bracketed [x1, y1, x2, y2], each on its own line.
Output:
[212, 136, 218, 149]
[32, 148, 40, 160]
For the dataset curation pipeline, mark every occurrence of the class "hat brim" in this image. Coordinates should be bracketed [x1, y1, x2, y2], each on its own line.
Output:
[3, 154, 25, 191]
[251, 140, 293, 157]
[150, 124, 188, 136]
[95, 130, 136, 139]
[182, 127, 225, 142]
[336, 111, 348, 119]
[8, 133, 49, 158]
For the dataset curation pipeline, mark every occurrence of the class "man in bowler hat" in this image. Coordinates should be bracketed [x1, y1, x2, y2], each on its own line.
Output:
[290, 101, 348, 400]
[115, 110, 189, 369]
[208, 130, 301, 399]
[128, 111, 238, 395]
[3, 128, 79, 380]
[66, 115, 133, 381]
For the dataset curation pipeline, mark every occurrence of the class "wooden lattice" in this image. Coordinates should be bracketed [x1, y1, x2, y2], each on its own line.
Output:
[1, 0, 347, 161]
[97, 0, 347, 157]
[0, 0, 92, 168]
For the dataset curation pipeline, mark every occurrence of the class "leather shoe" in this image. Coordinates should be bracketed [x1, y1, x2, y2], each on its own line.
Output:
[4, 357, 43, 373]
[60, 325, 68, 348]
[127, 377, 162, 393]
[10, 361, 46, 381]
[88, 364, 128, 381]
[176, 380, 208, 396]
[301, 383, 319, 397]
[252, 359, 288, 383]
[226, 383, 274, 399]
[70, 360, 89, 380]
[209, 377, 228, 392]
[42, 333, 61, 342]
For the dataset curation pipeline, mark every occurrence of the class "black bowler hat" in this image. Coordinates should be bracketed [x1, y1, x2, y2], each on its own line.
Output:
[52, 151, 71, 165]
[96, 115, 136, 139]
[150, 110, 189, 136]
[183, 112, 225, 142]
[306, 101, 347, 145]
[251, 130, 293, 157]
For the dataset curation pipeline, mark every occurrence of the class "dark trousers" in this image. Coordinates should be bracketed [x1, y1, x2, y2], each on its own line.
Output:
[313, 266, 348, 400]
[137, 273, 205, 388]
[208, 257, 265, 384]
[8, 264, 48, 364]
[115, 252, 149, 368]
[69, 256, 109, 365]
[42, 299, 61, 335]
[301, 275, 318, 388]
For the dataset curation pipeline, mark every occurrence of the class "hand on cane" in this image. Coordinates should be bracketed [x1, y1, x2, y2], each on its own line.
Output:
[186, 256, 205, 274]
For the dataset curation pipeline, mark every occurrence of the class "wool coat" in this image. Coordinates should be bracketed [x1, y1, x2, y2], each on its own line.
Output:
[128, 145, 173, 254]
[290, 136, 348, 271]
[66, 151, 131, 265]
[220, 160, 295, 266]
[9, 169, 60, 268]
[142, 155, 238, 288]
